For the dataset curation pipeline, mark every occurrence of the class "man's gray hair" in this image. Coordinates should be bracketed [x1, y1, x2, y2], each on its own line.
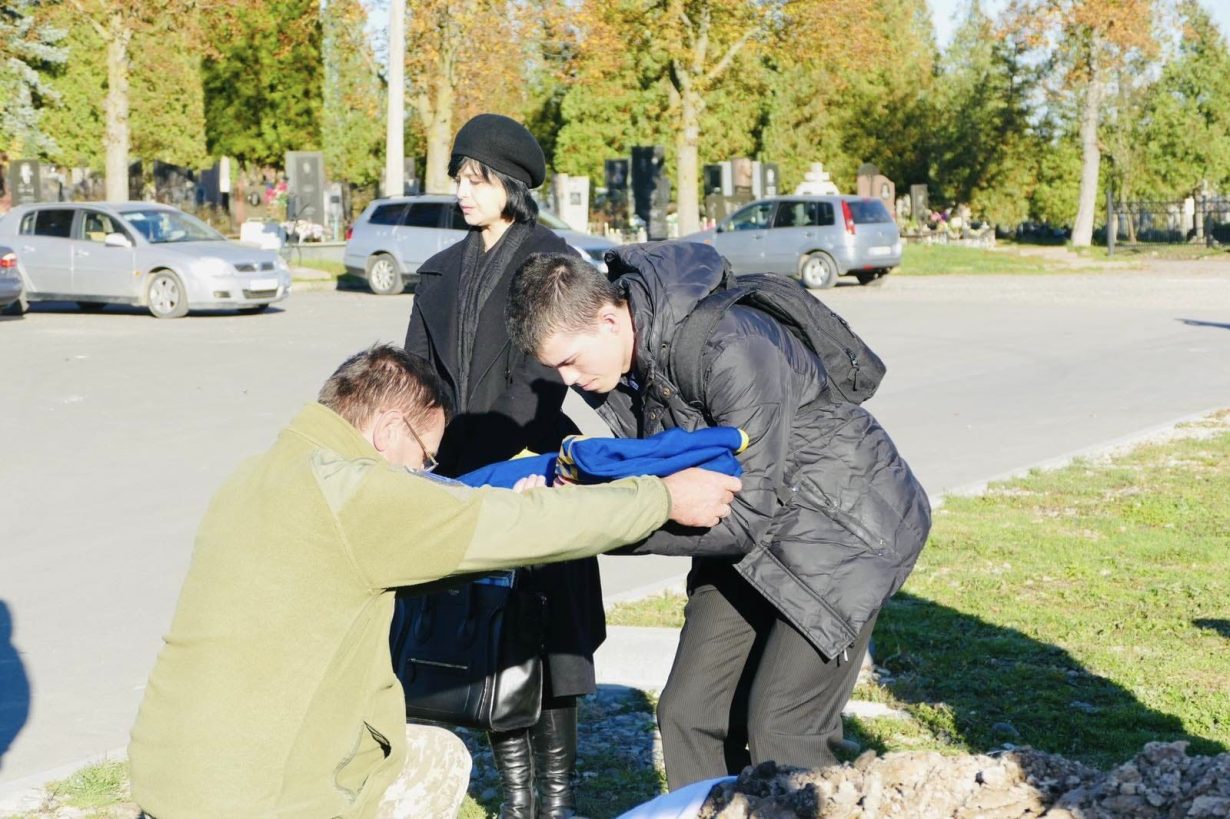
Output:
[318, 344, 452, 429]
[507, 253, 624, 354]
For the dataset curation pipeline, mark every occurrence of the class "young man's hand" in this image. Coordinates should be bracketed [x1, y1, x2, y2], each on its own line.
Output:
[512, 474, 549, 493]
[661, 469, 741, 528]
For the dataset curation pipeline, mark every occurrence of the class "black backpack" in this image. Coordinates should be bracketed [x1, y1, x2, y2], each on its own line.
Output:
[668, 265, 886, 409]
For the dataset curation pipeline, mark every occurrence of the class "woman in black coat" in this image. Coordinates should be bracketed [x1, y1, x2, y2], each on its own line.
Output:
[404, 113, 602, 819]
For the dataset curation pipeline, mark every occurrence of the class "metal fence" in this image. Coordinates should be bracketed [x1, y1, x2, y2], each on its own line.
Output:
[1106, 197, 1230, 246]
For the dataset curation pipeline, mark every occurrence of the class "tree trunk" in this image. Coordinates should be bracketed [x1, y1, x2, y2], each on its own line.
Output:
[384, 0, 405, 197]
[423, 69, 454, 194]
[1071, 70, 1103, 248]
[675, 86, 701, 236]
[103, 12, 132, 202]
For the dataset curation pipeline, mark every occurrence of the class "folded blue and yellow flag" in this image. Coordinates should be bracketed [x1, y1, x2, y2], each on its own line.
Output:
[457, 426, 748, 488]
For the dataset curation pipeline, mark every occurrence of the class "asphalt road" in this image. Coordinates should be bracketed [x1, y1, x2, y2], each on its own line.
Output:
[2, 264, 1229, 790]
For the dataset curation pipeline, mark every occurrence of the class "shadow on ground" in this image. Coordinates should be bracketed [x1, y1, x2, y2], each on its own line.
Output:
[0, 600, 31, 772]
[850, 592, 1226, 767]
[1194, 619, 1230, 640]
[1179, 318, 1230, 330]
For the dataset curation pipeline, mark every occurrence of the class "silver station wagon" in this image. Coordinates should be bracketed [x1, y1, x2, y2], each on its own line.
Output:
[0, 202, 291, 318]
[344, 194, 617, 295]
[687, 195, 903, 288]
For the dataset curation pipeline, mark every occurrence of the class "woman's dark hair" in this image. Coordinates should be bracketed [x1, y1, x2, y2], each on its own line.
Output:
[448, 155, 539, 224]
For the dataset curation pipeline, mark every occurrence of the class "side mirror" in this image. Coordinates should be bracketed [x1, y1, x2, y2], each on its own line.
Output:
[104, 233, 133, 249]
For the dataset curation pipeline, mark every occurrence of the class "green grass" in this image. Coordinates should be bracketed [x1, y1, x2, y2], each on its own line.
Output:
[606, 590, 687, 628]
[1074, 243, 1230, 261]
[897, 243, 1097, 276]
[35, 760, 135, 817]
[288, 258, 346, 276]
[604, 415, 1230, 770]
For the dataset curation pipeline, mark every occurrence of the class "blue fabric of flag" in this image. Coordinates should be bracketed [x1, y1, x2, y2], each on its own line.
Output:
[457, 426, 746, 488]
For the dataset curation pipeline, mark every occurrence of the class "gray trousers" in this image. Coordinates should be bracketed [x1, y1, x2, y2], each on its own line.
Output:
[656, 562, 876, 791]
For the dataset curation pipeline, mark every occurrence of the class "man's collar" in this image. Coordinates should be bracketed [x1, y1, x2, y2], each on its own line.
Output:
[285, 402, 382, 461]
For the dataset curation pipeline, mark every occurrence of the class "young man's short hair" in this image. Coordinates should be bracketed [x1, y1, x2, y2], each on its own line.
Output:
[318, 344, 452, 429]
[448, 156, 538, 225]
[507, 253, 624, 354]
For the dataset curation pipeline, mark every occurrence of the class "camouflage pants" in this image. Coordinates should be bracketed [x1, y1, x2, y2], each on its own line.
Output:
[375, 724, 472, 819]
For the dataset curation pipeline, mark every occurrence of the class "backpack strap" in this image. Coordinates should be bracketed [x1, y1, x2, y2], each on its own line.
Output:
[669, 290, 744, 412]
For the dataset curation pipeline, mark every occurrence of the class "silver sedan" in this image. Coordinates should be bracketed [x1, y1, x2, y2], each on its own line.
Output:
[0, 202, 291, 318]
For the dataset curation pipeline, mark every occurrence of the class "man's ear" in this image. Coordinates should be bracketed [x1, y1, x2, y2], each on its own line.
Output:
[368, 409, 399, 454]
[597, 303, 623, 333]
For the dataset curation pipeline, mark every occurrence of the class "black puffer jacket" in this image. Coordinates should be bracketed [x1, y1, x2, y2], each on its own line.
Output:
[589, 242, 932, 660]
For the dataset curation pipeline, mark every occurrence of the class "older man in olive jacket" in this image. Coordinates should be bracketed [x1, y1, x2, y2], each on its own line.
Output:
[127, 345, 739, 819]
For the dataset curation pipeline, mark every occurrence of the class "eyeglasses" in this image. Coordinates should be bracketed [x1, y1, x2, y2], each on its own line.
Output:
[401, 416, 439, 474]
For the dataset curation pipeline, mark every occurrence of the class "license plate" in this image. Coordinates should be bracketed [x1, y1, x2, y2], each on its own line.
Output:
[250, 278, 278, 291]
[868, 245, 892, 257]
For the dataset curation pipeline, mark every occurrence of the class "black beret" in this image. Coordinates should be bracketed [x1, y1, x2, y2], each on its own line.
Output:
[451, 114, 546, 189]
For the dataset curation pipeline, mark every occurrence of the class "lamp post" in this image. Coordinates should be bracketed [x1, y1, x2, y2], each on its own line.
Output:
[384, 0, 405, 198]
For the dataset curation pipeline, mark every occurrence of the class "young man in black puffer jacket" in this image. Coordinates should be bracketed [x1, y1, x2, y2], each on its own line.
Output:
[507, 242, 931, 791]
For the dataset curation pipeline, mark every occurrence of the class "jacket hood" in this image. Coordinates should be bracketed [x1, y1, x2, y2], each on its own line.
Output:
[605, 241, 727, 381]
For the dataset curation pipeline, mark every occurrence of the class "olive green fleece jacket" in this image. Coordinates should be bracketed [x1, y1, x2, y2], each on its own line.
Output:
[128, 402, 670, 818]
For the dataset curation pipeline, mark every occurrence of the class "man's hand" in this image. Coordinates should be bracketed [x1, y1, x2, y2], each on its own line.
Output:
[661, 469, 741, 528]
[512, 474, 548, 493]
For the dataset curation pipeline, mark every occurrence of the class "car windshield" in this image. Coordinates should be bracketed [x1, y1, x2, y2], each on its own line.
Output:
[120, 209, 224, 243]
[536, 210, 570, 230]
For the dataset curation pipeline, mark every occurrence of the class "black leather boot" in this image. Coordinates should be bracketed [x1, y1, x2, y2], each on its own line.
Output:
[531, 705, 588, 819]
[489, 728, 536, 819]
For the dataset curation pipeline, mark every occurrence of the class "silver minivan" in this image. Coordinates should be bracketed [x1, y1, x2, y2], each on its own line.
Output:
[0, 202, 291, 318]
[344, 195, 617, 295]
[687, 195, 903, 288]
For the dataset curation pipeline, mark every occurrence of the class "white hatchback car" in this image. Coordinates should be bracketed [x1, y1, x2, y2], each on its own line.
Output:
[0, 202, 291, 318]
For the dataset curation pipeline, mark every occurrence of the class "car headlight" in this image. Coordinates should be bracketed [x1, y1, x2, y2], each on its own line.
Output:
[274, 256, 289, 271]
[192, 257, 236, 278]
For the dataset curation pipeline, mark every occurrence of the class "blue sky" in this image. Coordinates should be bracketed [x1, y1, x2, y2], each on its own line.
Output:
[927, 0, 1230, 49]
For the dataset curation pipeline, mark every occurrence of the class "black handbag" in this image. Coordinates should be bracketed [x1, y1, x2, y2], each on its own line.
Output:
[390, 571, 547, 733]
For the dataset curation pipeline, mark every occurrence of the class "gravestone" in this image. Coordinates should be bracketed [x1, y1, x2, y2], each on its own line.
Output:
[910, 184, 929, 223]
[552, 173, 590, 233]
[857, 163, 896, 220]
[286, 151, 326, 223]
[631, 146, 670, 240]
[9, 160, 42, 205]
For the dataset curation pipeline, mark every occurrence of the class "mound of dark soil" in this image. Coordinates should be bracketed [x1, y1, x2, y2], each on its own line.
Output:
[698, 742, 1230, 818]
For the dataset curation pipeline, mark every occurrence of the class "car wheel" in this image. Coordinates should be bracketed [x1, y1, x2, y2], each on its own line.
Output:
[366, 254, 403, 295]
[2, 296, 27, 317]
[799, 252, 838, 289]
[77, 301, 107, 311]
[238, 304, 270, 314]
[855, 271, 880, 286]
[147, 270, 189, 319]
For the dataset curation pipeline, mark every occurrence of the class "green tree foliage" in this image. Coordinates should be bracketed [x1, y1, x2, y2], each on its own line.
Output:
[826, 0, 937, 191]
[321, 0, 383, 185]
[203, 0, 323, 166]
[1029, 126, 1082, 226]
[130, 20, 208, 169]
[931, 1, 1038, 223]
[1138, 0, 1230, 197]
[0, 0, 66, 156]
[39, 4, 205, 171]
